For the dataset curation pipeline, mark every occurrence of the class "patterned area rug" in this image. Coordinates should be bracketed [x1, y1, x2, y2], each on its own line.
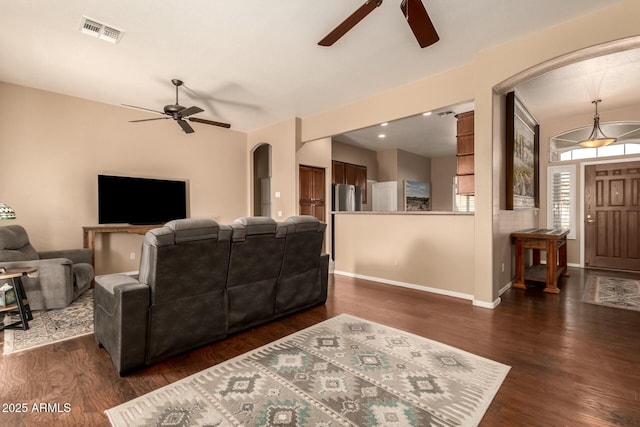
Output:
[106, 314, 510, 427]
[582, 275, 640, 312]
[2, 289, 94, 355]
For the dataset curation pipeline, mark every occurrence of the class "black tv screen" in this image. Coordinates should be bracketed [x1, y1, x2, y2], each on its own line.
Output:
[98, 174, 187, 225]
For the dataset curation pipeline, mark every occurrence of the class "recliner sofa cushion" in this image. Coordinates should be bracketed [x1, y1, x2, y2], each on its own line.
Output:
[0, 225, 39, 260]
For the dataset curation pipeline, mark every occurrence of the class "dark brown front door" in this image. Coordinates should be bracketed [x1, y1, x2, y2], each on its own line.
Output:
[299, 165, 326, 222]
[585, 161, 640, 270]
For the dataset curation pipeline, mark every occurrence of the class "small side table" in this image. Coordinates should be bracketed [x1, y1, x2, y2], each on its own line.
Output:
[511, 228, 569, 294]
[0, 267, 36, 331]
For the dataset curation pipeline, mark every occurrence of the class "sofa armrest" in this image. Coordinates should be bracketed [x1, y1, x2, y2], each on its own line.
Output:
[0, 258, 74, 310]
[94, 274, 150, 375]
[39, 248, 92, 265]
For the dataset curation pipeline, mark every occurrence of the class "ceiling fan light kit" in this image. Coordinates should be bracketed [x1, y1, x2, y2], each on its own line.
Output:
[318, 0, 439, 48]
[125, 79, 230, 134]
[578, 99, 616, 148]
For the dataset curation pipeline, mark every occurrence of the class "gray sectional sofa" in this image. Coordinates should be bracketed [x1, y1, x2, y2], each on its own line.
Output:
[94, 216, 329, 375]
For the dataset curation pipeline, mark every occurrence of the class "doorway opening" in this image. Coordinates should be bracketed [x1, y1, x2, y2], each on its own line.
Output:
[252, 143, 272, 217]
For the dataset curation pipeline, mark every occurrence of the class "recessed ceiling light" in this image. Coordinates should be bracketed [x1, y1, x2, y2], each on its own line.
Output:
[381, 122, 388, 127]
[378, 134, 386, 138]
[422, 111, 432, 116]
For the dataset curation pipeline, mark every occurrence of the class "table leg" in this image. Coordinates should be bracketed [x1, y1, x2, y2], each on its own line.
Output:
[513, 238, 526, 289]
[0, 277, 30, 331]
[13, 276, 33, 321]
[559, 239, 569, 277]
[543, 240, 560, 294]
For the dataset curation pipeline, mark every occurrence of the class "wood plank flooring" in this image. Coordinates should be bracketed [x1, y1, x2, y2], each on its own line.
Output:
[1, 268, 639, 426]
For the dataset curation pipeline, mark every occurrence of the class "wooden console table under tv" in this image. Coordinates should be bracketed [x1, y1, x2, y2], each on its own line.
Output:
[83, 224, 161, 267]
[511, 228, 569, 294]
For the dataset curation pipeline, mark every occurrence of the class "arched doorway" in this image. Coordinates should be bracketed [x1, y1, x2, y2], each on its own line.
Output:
[495, 36, 640, 271]
[252, 143, 272, 217]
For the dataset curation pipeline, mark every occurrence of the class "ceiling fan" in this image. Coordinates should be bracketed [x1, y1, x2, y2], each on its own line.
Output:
[318, 0, 439, 48]
[124, 79, 231, 134]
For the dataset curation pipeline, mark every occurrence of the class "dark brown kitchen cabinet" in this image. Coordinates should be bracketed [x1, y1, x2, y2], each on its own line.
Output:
[332, 160, 367, 203]
[455, 111, 474, 195]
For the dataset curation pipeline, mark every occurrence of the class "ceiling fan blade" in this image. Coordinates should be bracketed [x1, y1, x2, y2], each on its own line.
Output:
[400, 0, 439, 48]
[318, 0, 382, 46]
[177, 119, 195, 134]
[122, 104, 166, 115]
[188, 117, 231, 129]
[179, 106, 204, 118]
[129, 117, 170, 123]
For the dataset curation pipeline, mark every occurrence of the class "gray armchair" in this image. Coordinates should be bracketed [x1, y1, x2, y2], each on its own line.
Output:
[0, 225, 94, 310]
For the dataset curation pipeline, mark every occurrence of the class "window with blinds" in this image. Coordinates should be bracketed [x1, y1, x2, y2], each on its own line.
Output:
[547, 165, 576, 239]
[453, 177, 475, 212]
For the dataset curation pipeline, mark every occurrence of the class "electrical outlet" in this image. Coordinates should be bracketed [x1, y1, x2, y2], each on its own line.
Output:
[275, 191, 281, 198]
[277, 210, 283, 217]
[130, 252, 136, 260]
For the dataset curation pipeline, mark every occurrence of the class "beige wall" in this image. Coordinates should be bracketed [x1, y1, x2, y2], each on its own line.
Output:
[431, 156, 456, 211]
[247, 118, 300, 220]
[333, 213, 475, 297]
[0, 82, 248, 274]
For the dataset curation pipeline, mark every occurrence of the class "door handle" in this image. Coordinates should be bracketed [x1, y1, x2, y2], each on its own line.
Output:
[586, 214, 596, 223]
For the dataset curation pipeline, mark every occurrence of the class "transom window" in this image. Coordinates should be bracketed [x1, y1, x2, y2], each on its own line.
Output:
[550, 122, 640, 162]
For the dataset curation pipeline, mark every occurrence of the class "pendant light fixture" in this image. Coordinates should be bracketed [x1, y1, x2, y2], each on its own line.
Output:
[0, 202, 16, 220]
[578, 99, 616, 148]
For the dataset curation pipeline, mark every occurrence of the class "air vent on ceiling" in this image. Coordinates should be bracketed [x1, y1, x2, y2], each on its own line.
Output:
[79, 16, 124, 44]
[438, 111, 454, 117]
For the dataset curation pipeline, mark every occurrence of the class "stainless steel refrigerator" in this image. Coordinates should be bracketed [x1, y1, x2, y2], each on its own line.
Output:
[333, 184, 362, 211]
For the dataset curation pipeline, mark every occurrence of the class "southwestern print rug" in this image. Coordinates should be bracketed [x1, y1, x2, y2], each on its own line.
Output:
[106, 314, 510, 427]
[3, 289, 94, 355]
[582, 275, 640, 312]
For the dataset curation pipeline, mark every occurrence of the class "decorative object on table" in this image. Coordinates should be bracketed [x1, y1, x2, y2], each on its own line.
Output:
[0, 266, 35, 331]
[578, 100, 617, 148]
[3, 289, 94, 355]
[506, 91, 539, 210]
[106, 314, 510, 427]
[0, 283, 16, 307]
[0, 225, 94, 310]
[0, 202, 16, 220]
[582, 275, 640, 312]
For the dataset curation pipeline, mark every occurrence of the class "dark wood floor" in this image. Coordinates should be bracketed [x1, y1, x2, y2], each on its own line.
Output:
[1, 268, 639, 426]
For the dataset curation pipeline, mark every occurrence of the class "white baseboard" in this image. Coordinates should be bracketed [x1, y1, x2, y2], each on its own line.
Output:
[499, 281, 513, 296]
[473, 298, 501, 309]
[334, 270, 474, 301]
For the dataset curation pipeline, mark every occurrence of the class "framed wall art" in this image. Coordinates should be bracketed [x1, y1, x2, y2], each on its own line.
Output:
[404, 180, 430, 211]
[506, 91, 539, 210]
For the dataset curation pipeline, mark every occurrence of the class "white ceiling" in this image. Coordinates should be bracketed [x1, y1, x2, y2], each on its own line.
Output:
[334, 102, 474, 158]
[515, 47, 640, 122]
[0, 0, 621, 133]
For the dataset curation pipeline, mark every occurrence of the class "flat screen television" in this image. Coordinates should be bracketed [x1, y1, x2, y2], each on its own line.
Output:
[98, 174, 187, 225]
